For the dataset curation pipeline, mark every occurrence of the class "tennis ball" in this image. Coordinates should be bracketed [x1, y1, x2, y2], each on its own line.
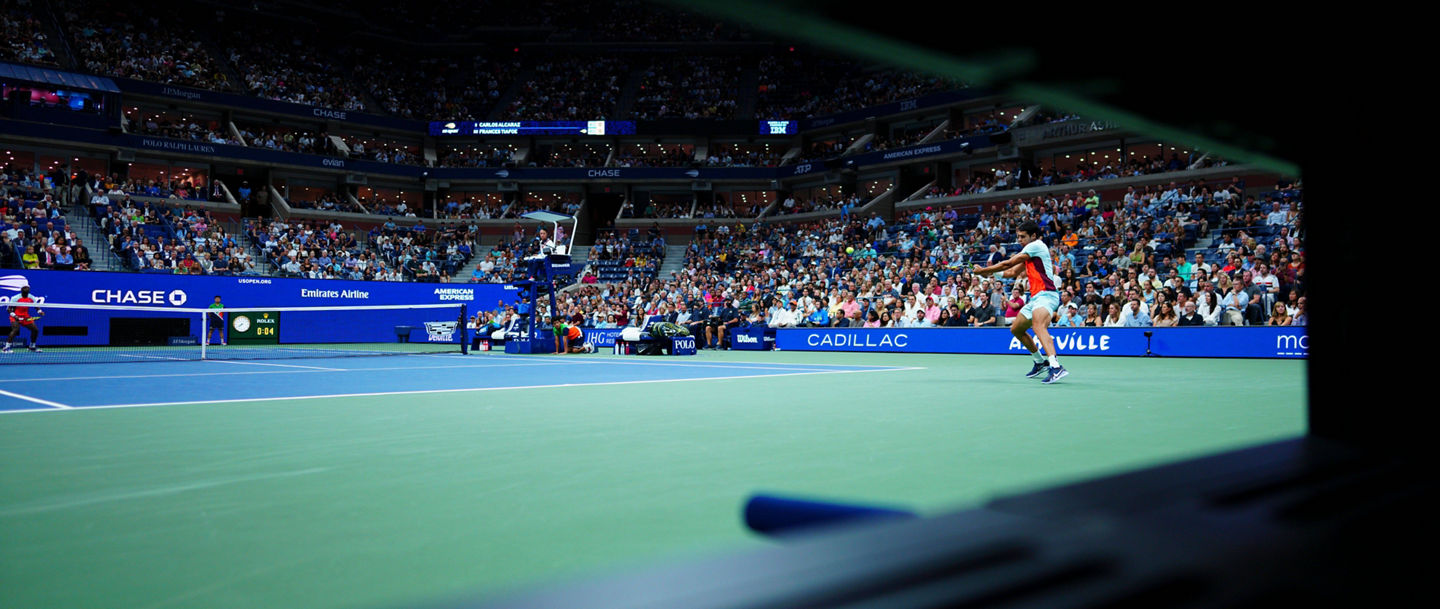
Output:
[846, 246, 855, 254]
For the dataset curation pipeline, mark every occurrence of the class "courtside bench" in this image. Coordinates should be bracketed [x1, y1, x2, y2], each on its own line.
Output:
[611, 317, 696, 355]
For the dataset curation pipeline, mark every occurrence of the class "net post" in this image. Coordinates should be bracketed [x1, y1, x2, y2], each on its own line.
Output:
[199, 309, 208, 360]
[459, 304, 469, 355]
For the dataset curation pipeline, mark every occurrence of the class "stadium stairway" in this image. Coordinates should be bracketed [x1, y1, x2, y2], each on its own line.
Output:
[554, 245, 590, 289]
[615, 70, 645, 118]
[566, 245, 590, 267]
[486, 67, 533, 121]
[1184, 232, 1220, 261]
[454, 244, 496, 281]
[64, 208, 119, 272]
[657, 244, 688, 280]
[736, 66, 760, 118]
[239, 229, 276, 276]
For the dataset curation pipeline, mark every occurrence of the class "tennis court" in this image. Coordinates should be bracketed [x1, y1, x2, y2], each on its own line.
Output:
[0, 350, 1305, 609]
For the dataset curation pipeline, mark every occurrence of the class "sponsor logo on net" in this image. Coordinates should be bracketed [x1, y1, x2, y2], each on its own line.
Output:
[425, 321, 458, 342]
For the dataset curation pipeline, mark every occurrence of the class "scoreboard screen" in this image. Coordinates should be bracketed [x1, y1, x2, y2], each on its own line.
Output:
[430, 121, 637, 136]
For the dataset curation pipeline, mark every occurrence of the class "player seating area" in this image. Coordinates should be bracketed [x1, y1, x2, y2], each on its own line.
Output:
[2, 192, 94, 271]
[582, 227, 664, 284]
[244, 217, 476, 283]
[88, 198, 259, 275]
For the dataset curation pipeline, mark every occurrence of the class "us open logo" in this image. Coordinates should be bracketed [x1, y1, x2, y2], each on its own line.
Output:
[0, 275, 30, 292]
[0, 275, 40, 303]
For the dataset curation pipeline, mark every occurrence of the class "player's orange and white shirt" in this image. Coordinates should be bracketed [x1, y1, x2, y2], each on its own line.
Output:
[1020, 240, 1061, 296]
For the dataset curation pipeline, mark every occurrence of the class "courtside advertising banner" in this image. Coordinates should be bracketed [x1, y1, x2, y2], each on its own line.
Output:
[0, 270, 517, 346]
[581, 328, 625, 348]
[776, 327, 1308, 359]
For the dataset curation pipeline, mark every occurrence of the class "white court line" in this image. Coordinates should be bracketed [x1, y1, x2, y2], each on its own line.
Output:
[0, 358, 914, 384]
[116, 353, 189, 361]
[0, 366, 924, 414]
[517, 355, 909, 373]
[204, 360, 344, 371]
[0, 467, 330, 516]
[0, 388, 73, 409]
[0, 361, 574, 383]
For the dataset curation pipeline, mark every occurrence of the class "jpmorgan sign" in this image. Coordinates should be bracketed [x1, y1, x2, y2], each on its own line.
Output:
[1012, 119, 1123, 146]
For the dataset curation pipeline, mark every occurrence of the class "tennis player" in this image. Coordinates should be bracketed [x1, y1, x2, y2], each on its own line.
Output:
[207, 295, 227, 346]
[972, 221, 1067, 383]
[4, 285, 42, 353]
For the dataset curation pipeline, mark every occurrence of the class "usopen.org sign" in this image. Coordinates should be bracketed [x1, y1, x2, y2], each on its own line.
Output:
[778, 328, 1307, 359]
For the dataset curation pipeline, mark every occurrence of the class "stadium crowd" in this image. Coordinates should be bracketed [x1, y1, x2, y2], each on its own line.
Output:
[1, 185, 94, 271]
[91, 199, 257, 275]
[505, 55, 627, 121]
[497, 179, 1303, 348]
[11, 0, 972, 126]
[630, 56, 740, 120]
[245, 216, 476, 282]
[2, 2, 58, 66]
[222, 28, 367, 112]
[58, 0, 229, 90]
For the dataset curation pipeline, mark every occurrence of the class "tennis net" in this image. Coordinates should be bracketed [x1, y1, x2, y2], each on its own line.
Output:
[0, 301, 469, 365]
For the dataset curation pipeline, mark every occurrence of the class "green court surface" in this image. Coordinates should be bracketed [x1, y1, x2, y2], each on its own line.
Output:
[0, 350, 1305, 609]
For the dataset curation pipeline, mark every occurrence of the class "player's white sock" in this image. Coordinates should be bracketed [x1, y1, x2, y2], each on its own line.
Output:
[1048, 355, 1061, 368]
[1031, 350, 1046, 364]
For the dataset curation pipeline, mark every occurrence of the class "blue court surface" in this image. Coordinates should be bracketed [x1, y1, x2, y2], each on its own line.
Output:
[0, 352, 917, 413]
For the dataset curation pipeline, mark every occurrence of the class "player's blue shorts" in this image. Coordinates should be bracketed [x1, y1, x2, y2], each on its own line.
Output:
[1019, 291, 1060, 320]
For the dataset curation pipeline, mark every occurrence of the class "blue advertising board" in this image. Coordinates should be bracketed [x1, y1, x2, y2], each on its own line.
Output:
[0, 119, 422, 178]
[116, 78, 426, 132]
[775, 327, 1308, 359]
[581, 328, 625, 348]
[729, 326, 775, 350]
[848, 135, 994, 166]
[425, 165, 780, 181]
[799, 89, 984, 130]
[1, 270, 518, 346]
